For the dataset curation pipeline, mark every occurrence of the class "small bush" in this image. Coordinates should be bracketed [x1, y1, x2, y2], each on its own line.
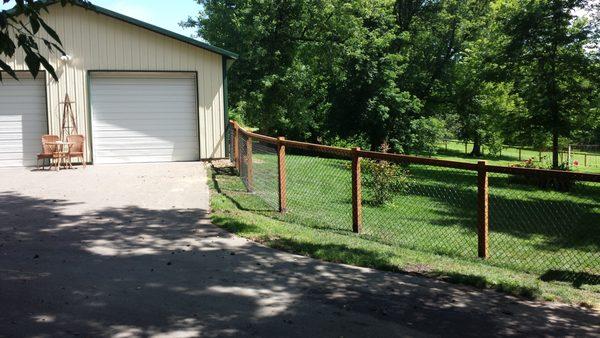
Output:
[326, 135, 370, 150]
[362, 159, 409, 206]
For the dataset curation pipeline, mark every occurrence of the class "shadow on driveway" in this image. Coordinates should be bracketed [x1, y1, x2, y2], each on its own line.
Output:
[0, 163, 598, 337]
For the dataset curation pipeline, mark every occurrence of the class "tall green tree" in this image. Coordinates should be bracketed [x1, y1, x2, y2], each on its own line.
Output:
[496, 0, 598, 168]
[185, 0, 422, 147]
[187, 0, 598, 163]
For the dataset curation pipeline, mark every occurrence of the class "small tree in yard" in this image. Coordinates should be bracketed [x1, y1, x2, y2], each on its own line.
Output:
[0, 0, 88, 80]
[362, 159, 409, 207]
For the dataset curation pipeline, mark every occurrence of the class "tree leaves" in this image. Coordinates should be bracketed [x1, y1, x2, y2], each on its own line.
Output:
[0, 0, 87, 81]
[194, 0, 599, 150]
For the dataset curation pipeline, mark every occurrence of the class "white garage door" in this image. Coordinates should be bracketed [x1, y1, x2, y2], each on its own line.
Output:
[0, 76, 47, 167]
[91, 73, 199, 164]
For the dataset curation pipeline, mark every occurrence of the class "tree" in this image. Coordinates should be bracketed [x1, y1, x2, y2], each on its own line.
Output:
[185, 0, 422, 147]
[497, 0, 598, 168]
[188, 0, 598, 161]
[447, 3, 528, 156]
[183, 0, 335, 140]
[0, 0, 87, 80]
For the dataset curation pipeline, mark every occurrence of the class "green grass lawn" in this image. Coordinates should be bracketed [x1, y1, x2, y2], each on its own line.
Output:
[436, 140, 600, 174]
[209, 146, 599, 308]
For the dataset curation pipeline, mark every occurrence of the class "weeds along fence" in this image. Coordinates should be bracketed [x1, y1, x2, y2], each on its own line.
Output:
[228, 121, 600, 281]
[441, 139, 600, 168]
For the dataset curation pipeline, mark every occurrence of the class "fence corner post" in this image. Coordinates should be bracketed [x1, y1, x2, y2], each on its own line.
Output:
[352, 147, 362, 234]
[232, 121, 240, 170]
[277, 137, 287, 213]
[246, 135, 253, 192]
[477, 160, 489, 259]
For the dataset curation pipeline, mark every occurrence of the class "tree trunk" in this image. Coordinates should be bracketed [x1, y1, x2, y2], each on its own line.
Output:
[471, 136, 482, 157]
[552, 130, 559, 169]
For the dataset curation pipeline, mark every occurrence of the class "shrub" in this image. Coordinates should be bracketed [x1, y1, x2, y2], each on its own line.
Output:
[361, 159, 409, 206]
[326, 135, 370, 150]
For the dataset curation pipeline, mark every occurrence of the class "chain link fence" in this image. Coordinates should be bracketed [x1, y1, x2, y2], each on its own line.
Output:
[284, 147, 353, 233]
[226, 123, 599, 283]
[488, 173, 600, 278]
[361, 163, 479, 259]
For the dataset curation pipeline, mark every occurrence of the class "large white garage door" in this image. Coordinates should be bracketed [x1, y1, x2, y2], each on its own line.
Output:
[91, 73, 199, 164]
[0, 76, 47, 167]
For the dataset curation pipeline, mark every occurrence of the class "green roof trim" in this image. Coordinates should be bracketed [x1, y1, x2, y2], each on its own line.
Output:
[34, 0, 238, 60]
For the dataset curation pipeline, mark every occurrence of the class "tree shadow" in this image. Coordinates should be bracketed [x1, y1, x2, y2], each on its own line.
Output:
[400, 166, 600, 252]
[540, 270, 600, 288]
[1, 190, 599, 337]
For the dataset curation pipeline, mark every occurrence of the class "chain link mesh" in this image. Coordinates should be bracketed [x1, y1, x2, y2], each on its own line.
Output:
[227, 124, 234, 163]
[283, 147, 353, 233]
[228, 128, 599, 283]
[237, 133, 279, 209]
[488, 173, 599, 281]
[361, 162, 478, 259]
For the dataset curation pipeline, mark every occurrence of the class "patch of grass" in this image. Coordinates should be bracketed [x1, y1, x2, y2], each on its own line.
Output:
[209, 163, 599, 308]
[434, 140, 600, 174]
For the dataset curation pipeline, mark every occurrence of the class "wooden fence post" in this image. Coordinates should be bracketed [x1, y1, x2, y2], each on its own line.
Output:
[277, 137, 287, 213]
[465, 142, 468, 154]
[539, 151, 542, 162]
[231, 121, 239, 169]
[477, 160, 489, 259]
[584, 154, 587, 167]
[246, 136, 253, 192]
[518, 148, 522, 161]
[352, 147, 362, 234]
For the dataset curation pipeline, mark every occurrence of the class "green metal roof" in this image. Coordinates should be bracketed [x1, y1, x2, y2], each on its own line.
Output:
[28, 0, 238, 59]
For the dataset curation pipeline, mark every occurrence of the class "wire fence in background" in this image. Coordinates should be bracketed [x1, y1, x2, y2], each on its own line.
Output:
[226, 122, 600, 283]
[440, 139, 600, 168]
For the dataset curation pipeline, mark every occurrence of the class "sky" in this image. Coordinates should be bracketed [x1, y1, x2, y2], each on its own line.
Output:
[1, 0, 202, 38]
[90, 0, 200, 37]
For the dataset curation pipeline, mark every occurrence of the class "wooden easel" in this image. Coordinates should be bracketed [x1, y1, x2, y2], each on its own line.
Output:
[60, 94, 78, 140]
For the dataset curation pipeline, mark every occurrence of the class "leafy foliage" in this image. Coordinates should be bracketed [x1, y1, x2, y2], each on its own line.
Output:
[361, 159, 409, 206]
[0, 0, 88, 80]
[408, 116, 450, 156]
[187, 0, 600, 161]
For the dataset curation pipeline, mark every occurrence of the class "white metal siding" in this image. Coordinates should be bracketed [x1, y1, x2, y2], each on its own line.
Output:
[91, 74, 199, 164]
[2, 4, 225, 161]
[0, 76, 47, 167]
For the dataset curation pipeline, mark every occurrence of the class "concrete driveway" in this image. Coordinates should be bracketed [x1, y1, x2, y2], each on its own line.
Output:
[0, 163, 598, 337]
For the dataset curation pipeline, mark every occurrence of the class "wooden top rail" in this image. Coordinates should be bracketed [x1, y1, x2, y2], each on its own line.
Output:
[241, 129, 279, 144]
[231, 121, 353, 157]
[486, 165, 600, 183]
[357, 150, 479, 171]
[230, 120, 600, 183]
[280, 139, 354, 157]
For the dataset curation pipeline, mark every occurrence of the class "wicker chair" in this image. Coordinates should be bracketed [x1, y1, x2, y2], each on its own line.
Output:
[66, 134, 86, 168]
[37, 135, 60, 170]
